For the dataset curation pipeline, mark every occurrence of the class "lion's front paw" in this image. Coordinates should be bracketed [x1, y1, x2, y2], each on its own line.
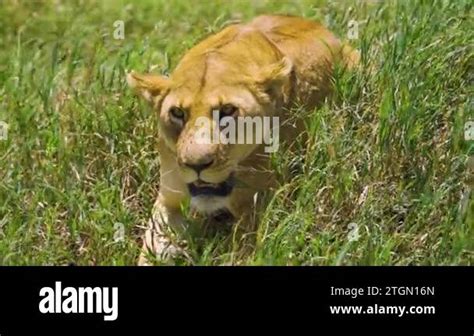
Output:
[138, 207, 191, 265]
[138, 228, 190, 265]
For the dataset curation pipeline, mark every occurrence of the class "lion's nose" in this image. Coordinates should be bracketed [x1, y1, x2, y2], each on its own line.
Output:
[182, 157, 214, 173]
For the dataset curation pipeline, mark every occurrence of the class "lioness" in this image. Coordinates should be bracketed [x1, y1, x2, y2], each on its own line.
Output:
[128, 15, 358, 264]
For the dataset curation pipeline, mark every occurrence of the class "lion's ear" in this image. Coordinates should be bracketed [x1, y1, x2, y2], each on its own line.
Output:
[255, 57, 293, 92]
[126, 71, 170, 102]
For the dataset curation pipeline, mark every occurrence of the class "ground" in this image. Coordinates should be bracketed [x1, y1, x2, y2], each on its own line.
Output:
[0, 0, 472, 265]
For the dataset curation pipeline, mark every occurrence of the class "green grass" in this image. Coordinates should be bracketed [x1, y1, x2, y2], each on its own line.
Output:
[0, 0, 472, 265]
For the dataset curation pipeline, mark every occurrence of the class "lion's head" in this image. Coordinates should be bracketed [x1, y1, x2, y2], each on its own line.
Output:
[128, 26, 292, 203]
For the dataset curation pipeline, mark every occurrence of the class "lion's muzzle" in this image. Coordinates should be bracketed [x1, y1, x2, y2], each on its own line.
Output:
[188, 174, 235, 197]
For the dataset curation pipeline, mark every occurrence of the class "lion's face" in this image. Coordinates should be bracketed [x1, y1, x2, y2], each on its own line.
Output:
[127, 51, 291, 205]
[160, 84, 264, 186]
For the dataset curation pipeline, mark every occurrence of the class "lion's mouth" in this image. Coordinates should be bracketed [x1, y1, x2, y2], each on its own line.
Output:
[188, 175, 235, 197]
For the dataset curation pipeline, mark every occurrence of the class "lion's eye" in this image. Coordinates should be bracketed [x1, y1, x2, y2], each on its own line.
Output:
[219, 104, 238, 118]
[169, 107, 185, 125]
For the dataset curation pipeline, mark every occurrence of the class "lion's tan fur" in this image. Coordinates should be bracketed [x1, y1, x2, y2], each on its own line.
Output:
[127, 15, 358, 264]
